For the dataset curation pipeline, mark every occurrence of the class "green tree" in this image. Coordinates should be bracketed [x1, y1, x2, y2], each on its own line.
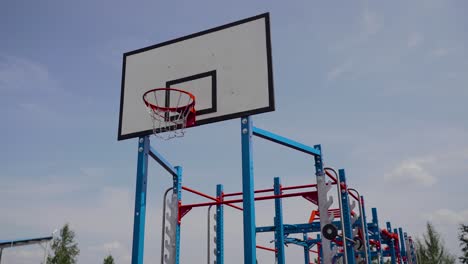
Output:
[46, 223, 80, 264]
[459, 224, 468, 263]
[416, 222, 455, 264]
[103, 254, 115, 264]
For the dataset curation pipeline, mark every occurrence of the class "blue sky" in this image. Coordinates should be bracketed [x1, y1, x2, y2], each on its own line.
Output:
[1, 0, 467, 263]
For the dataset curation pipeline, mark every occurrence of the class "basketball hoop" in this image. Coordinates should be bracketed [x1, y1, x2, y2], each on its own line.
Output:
[143, 88, 196, 140]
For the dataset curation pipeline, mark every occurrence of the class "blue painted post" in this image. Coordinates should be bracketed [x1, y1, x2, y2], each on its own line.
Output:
[361, 196, 372, 264]
[394, 228, 402, 264]
[313, 145, 333, 262]
[174, 166, 183, 264]
[387, 222, 396, 264]
[398, 228, 407, 264]
[241, 117, 256, 263]
[409, 236, 417, 264]
[303, 233, 310, 264]
[131, 136, 150, 264]
[338, 169, 356, 264]
[274, 177, 285, 264]
[216, 184, 224, 264]
[372, 208, 384, 264]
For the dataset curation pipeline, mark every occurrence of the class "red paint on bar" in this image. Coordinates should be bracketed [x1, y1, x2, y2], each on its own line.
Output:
[182, 186, 243, 211]
[325, 170, 338, 183]
[281, 183, 317, 191]
[181, 191, 316, 209]
[223, 183, 317, 197]
[256, 245, 277, 252]
[223, 188, 274, 197]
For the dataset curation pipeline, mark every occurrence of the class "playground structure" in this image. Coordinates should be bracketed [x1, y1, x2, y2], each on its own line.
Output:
[128, 124, 418, 264]
[117, 13, 419, 264]
[0, 235, 53, 264]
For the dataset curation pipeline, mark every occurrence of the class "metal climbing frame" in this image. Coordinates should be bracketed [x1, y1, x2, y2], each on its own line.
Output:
[129, 119, 419, 264]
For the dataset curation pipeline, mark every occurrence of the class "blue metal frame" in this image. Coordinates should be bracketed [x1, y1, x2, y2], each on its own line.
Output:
[338, 169, 356, 264]
[303, 233, 311, 264]
[127, 125, 420, 264]
[313, 144, 335, 263]
[149, 146, 177, 177]
[174, 166, 182, 264]
[274, 177, 285, 264]
[131, 136, 150, 264]
[398, 228, 407, 264]
[256, 222, 323, 234]
[369, 208, 384, 264]
[216, 184, 224, 264]
[386, 222, 396, 264]
[361, 196, 372, 264]
[241, 117, 257, 263]
[252, 127, 321, 156]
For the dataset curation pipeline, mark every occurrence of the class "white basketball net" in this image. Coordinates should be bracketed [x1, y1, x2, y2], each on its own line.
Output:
[143, 88, 195, 140]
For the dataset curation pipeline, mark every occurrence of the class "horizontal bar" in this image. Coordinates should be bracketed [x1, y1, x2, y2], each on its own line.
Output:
[256, 245, 277, 253]
[223, 183, 317, 198]
[149, 146, 177, 177]
[223, 188, 274, 198]
[252, 127, 321, 156]
[256, 222, 322, 234]
[181, 191, 316, 209]
[281, 183, 317, 191]
[182, 186, 243, 211]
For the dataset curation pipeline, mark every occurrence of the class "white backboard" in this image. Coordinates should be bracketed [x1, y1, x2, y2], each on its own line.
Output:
[118, 13, 274, 140]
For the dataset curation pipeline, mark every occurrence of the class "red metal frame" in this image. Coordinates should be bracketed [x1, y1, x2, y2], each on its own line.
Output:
[256, 245, 277, 253]
[180, 190, 318, 210]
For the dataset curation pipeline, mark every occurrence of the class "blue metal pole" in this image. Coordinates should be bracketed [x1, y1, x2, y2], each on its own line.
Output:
[338, 169, 356, 264]
[216, 184, 224, 264]
[303, 233, 310, 264]
[361, 196, 371, 264]
[408, 235, 417, 264]
[398, 228, 407, 264]
[394, 228, 401, 264]
[131, 136, 150, 264]
[241, 116, 256, 263]
[313, 145, 333, 263]
[387, 222, 396, 264]
[274, 177, 285, 264]
[372, 208, 384, 264]
[174, 166, 183, 264]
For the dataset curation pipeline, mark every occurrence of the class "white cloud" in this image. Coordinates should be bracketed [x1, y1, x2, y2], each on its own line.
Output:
[408, 32, 424, 48]
[426, 208, 468, 225]
[430, 48, 449, 57]
[362, 8, 382, 36]
[89, 240, 123, 252]
[327, 60, 353, 81]
[384, 158, 437, 186]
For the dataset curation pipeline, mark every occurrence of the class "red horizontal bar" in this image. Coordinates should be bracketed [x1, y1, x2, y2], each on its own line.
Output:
[281, 183, 317, 191]
[182, 186, 217, 201]
[223, 183, 317, 198]
[182, 186, 243, 211]
[223, 188, 274, 197]
[181, 191, 316, 209]
[256, 245, 277, 252]
[323, 171, 359, 202]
